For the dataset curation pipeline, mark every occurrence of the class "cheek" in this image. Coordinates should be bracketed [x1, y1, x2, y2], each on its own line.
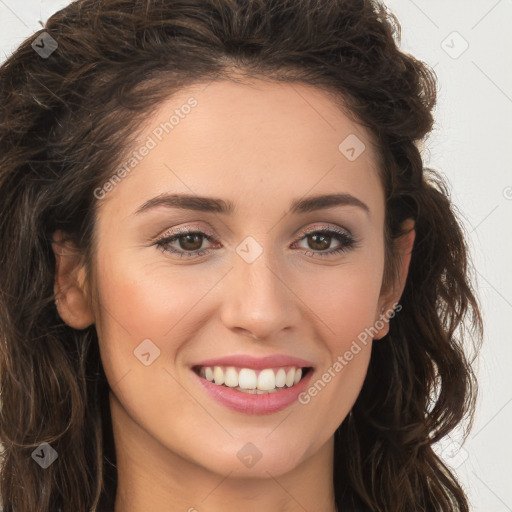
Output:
[293, 248, 383, 410]
[91, 249, 226, 383]
[92, 255, 207, 442]
[294, 265, 381, 435]
[300, 250, 385, 348]
[300, 266, 379, 386]
[93, 246, 215, 336]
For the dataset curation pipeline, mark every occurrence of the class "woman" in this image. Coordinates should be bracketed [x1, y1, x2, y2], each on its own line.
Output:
[0, 0, 483, 511]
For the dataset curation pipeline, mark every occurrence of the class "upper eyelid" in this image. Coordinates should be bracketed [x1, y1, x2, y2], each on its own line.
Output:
[155, 226, 215, 243]
[153, 224, 360, 261]
[295, 223, 353, 238]
[154, 225, 355, 255]
[155, 223, 353, 242]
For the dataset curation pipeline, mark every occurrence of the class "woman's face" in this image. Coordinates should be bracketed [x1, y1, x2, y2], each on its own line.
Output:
[57, 79, 408, 480]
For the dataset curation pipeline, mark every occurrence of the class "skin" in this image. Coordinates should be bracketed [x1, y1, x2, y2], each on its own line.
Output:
[52, 78, 415, 512]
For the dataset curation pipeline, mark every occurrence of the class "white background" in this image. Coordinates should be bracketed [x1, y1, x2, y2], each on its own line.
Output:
[1, 1, 511, 510]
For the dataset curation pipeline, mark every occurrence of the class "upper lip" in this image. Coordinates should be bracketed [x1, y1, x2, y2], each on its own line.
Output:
[193, 354, 315, 370]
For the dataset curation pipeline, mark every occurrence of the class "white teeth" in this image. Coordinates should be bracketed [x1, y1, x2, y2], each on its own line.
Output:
[238, 368, 257, 389]
[199, 365, 307, 392]
[213, 366, 225, 385]
[275, 368, 286, 388]
[257, 369, 276, 390]
[224, 367, 238, 387]
[205, 367, 214, 382]
[236, 387, 257, 394]
[233, 387, 280, 394]
[285, 368, 295, 387]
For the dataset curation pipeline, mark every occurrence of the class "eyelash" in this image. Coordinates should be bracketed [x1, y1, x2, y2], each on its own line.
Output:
[153, 225, 358, 259]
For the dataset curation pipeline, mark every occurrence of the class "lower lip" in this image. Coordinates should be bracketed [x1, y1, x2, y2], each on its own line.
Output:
[193, 369, 313, 415]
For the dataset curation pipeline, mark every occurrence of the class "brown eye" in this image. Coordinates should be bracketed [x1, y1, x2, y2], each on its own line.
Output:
[294, 227, 357, 258]
[177, 233, 204, 251]
[154, 230, 216, 258]
[306, 233, 332, 251]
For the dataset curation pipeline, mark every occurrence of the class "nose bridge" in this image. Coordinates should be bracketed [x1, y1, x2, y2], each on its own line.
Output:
[219, 234, 300, 339]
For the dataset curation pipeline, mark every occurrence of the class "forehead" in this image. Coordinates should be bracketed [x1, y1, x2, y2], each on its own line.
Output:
[97, 78, 384, 221]
[149, 78, 379, 163]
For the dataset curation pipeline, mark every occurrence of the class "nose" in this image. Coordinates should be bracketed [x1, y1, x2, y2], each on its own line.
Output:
[219, 243, 302, 341]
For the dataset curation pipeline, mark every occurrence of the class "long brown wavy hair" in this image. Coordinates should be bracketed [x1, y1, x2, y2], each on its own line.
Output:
[0, 0, 483, 510]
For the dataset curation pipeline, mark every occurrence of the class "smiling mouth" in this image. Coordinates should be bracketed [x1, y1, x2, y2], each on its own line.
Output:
[192, 365, 313, 394]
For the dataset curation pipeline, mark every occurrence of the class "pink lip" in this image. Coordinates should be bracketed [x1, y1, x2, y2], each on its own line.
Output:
[193, 354, 314, 370]
[193, 368, 314, 415]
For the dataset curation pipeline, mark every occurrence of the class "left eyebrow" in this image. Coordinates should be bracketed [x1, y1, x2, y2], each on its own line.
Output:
[133, 192, 370, 216]
[134, 193, 235, 215]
